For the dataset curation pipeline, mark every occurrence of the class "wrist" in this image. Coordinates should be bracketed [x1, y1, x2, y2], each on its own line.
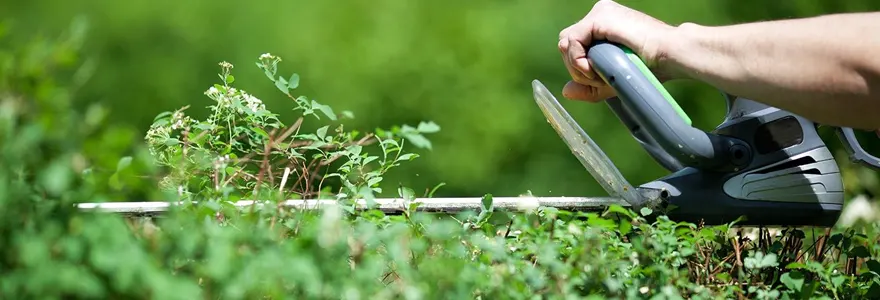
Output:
[656, 22, 705, 81]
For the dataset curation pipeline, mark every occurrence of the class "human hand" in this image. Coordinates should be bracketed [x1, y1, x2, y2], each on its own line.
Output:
[558, 0, 676, 102]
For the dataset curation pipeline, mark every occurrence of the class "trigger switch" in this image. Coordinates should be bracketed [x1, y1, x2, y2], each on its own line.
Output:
[729, 144, 750, 167]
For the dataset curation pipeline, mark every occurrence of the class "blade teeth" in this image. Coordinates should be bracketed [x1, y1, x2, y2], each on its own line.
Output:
[75, 196, 635, 215]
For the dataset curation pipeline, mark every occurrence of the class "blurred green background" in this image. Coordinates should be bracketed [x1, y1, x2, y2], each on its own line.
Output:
[2, 0, 878, 199]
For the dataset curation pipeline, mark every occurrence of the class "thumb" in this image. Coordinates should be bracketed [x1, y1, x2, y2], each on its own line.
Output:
[562, 81, 616, 102]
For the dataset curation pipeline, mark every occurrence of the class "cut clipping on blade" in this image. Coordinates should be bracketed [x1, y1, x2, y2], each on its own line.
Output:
[531, 79, 652, 208]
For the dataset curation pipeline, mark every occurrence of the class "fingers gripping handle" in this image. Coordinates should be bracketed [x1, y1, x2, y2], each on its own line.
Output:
[586, 41, 751, 171]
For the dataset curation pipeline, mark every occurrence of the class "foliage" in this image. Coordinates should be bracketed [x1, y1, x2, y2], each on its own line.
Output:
[4, 0, 880, 199]
[143, 52, 439, 218]
[4, 17, 880, 300]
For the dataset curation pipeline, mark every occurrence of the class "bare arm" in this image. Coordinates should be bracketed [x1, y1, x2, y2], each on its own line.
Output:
[558, 1, 880, 130]
[661, 13, 880, 130]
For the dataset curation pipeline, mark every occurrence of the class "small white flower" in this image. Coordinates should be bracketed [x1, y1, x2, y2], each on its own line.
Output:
[838, 195, 877, 227]
[567, 223, 582, 236]
[212, 155, 232, 170]
[146, 124, 171, 141]
[169, 111, 188, 130]
[204, 86, 220, 97]
[260, 53, 273, 59]
[318, 205, 343, 248]
[243, 93, 264, 113]
[516, 196, 540, 212]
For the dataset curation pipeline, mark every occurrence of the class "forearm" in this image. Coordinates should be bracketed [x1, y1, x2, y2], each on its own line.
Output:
[661, 12, 880, 129]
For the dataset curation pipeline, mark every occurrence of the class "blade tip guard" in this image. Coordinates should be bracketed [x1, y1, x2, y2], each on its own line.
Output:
[530, 79, 661, 210]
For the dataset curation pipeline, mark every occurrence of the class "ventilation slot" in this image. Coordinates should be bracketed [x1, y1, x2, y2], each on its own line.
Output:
[795, 168, 822, 175]
[753, 156, 817, 174]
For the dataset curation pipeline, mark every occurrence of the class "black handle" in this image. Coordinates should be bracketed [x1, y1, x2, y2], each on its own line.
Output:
[605, 97, 685, 172]
[835, 127, 880, 171]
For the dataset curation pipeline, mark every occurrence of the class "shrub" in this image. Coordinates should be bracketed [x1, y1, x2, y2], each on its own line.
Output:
[3, 18, 880, 300]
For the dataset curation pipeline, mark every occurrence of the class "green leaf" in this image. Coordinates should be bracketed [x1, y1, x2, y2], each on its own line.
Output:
[586, 214, 617, 230]
[316, 126, 329, 140]
[481, 194, 493, 211]
[312, 101, 336, 121]
[116, 156, 133, 172]
[252, 127, 269, 139]
[403, 133, 432, 150]
[866, 260, 880, 273]
[868, 281, 880, 298]
[193, 123, 214, 130]
[40, 159, 73, 196]
[831, 274, 845, 288]
[618, 219, 632, 236]
[367, 176, 383, 187]
[153, 111, 172, 122]
[398, 186, 415, 201]
[359, 186, 376, 206]
[744, 251, 778, 269]
[828, 233, 844, 246]
[850, 246, 871, 258]
[108, 173, 121, 190]
[699, 227, 717, 240]
[348, 145, 362, 156]
[287, 73, 299, 90]
[275, 76, 289, 93]
[780, 271, 805, 292]
[786, 262, 807, 270]
[261, 68, 274, 81]
[602, 205, 636, 220]
[396, 153, 418, 162]
[640, 207, 653, 216]
[417, 121, 440, 133]
[226, 74, 235, 84]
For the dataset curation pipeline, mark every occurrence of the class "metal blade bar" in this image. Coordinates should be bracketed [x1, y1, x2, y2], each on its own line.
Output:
[75, 196, 632, 216]
[531, 80, 650, 208]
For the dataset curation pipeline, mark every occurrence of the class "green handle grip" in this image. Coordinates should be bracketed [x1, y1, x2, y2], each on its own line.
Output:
[618, 47, 691, 125]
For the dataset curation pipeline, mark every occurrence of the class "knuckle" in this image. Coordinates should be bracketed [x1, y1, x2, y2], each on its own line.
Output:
[558, 25, 574, 39]
[592, 0, 618, 13]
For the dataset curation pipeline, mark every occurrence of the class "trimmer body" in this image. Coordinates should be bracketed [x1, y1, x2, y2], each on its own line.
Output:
[533, 41, 880, 227]
[641, 99, 845, 226]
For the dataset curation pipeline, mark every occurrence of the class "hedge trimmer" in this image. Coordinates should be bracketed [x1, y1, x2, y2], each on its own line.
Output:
[78, 41, 880, 227]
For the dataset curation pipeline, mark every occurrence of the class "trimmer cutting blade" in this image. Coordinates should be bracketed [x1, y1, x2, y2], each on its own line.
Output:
[531, 80, 650, 208]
